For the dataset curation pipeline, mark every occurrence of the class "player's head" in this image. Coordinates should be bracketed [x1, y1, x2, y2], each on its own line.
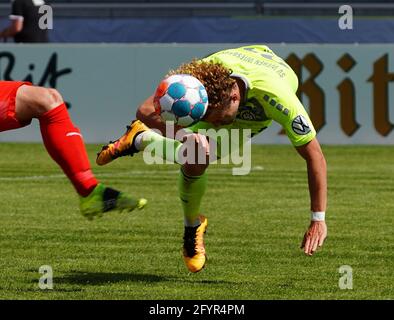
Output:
[168, 60, 241, 126]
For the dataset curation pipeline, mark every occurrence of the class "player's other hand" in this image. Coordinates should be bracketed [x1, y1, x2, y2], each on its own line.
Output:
[181, 133, 210, 156]
[301, 221, 327, 256]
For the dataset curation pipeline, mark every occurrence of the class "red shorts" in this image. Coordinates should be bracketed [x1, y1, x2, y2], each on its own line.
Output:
[0, 81, 32, 132]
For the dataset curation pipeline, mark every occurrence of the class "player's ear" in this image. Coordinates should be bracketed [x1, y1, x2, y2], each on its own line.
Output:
[230, 91, 240, 104]
[230, 82, 240, 101]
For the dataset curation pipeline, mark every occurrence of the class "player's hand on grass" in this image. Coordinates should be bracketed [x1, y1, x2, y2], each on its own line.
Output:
[301, 221, 327, 256]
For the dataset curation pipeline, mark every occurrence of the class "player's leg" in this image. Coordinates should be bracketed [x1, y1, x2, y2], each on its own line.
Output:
[179, 134, 210, 273]
[96, 120, 185, 165]
[0, 81, 34, 132]
[97, 120, 208, 223]
[96, 117, 224, 166]
[109, 124, 210, 273]
[14, 84, 146, 218]
[15, 85, 99, 197]
[180, 122, 250, 272]
[97, 121, 209, 226]
[97, 120, 210, 272]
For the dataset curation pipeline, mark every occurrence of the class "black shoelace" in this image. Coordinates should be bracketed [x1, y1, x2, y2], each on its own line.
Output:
[183, 226, 199, 257]
[101, 126, 137, 157]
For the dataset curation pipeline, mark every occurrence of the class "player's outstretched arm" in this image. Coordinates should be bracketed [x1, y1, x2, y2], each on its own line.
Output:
[136, 95, 165, 133]
[296, 138, 328, 256]
[136, 95, 184, 135]
[0, 19, 23, 38]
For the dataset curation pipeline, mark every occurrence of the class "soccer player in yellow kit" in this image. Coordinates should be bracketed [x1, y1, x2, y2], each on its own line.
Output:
[96, 45, 328, 273]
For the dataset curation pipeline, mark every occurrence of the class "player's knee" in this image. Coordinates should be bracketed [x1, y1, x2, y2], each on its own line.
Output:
[181, 133, 210, 167]
[42, 88, 64, 111]
[18, 87, 63, 118]
[182, 162, 209, 177]
[181, 134, 210, 176]
[28, 87, 64, 115]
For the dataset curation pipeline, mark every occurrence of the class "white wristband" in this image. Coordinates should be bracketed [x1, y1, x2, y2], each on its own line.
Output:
[311, 211, 325, 221]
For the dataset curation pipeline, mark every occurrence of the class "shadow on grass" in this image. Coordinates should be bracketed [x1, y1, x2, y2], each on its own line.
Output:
[39, 271, 235, 287]
[54, 272, 166, 286]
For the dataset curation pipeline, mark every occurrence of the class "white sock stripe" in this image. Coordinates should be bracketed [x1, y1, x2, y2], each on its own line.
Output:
[134, 133, 144, 151]
[66, 132, 83, 138]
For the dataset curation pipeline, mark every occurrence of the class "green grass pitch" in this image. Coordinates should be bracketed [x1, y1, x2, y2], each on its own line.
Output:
[0, 143, 392, 300]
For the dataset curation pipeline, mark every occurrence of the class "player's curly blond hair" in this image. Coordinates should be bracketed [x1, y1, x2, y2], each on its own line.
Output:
[167, 60, 236, 117]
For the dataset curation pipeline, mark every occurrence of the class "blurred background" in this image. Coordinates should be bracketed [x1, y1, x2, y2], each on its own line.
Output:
[0, 1, 394, 144]
[1, 0, 394, 43]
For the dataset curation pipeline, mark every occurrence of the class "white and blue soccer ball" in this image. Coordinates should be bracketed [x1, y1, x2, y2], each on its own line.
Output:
[153, 74, 209, 127]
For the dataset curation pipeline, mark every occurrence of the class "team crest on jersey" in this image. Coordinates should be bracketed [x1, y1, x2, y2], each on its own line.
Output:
[236, 100, 268, 122]
[292, 115, 311, 135]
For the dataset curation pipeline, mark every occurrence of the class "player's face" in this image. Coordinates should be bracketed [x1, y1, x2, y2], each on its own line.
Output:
[204, 82, 241, 127]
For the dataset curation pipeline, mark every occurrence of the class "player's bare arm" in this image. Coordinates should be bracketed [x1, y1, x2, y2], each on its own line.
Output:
[136, 95, 164, 132]
[0, 19, 23, 38]
[137, 95, 184, 135]
[296, 138, 328, 256]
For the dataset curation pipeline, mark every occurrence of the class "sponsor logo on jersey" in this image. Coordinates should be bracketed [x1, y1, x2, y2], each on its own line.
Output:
[237, 99, 268, 122]
[292, 115, 311, 135]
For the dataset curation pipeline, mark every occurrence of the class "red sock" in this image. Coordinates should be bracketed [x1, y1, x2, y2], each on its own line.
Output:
[39, 103, 98, 197]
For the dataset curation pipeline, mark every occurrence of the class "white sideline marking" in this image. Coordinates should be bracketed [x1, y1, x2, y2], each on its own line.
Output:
[0, 174, 65, 181]
[0, 167, 266, 182]
[0, 171, 173, 181]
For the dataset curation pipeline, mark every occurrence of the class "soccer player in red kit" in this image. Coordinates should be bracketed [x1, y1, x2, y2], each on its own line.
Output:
[0, 81, 147, 218]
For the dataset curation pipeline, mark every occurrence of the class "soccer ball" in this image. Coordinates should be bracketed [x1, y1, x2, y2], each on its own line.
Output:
[153, 74, 209, 127]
